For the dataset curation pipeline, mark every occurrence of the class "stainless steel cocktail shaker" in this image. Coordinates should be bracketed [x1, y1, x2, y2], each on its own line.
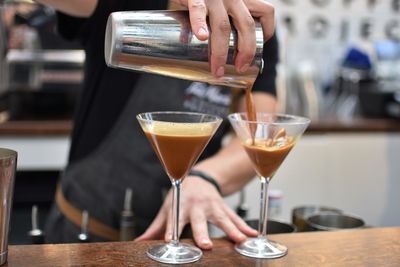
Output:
[104, 11, 264, 88]
[0, 148, 17, 266]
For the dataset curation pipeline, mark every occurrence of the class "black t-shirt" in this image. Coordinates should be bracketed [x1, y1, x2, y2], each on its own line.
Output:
[57, 0, 278, 163]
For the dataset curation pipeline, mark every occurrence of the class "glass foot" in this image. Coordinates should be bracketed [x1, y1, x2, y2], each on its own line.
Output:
[235, 237, 287, 259]
[147, 242, 202, 264]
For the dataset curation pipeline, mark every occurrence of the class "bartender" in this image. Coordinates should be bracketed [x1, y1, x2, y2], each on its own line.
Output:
[37, 0, 278, 249]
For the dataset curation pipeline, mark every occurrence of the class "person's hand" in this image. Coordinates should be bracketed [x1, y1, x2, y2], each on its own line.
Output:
[171, 0, 275, 77]
[135, 176, 258, 249]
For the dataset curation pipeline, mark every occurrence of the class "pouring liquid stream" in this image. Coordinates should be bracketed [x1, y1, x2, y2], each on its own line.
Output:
[245, 83, 257, 144]
[244, 83, 290, 156]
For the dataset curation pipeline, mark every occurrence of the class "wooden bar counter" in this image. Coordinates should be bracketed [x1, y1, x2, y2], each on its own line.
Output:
[5, 227, 400, 266]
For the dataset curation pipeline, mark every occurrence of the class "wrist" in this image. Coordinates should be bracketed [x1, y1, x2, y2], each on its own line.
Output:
[189, 170, 222, 195]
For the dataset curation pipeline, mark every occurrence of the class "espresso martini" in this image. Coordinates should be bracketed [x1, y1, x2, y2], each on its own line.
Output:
[143, 121, 215, 180]
[228, 112, 310, 259]
[137, 112, 222, 264]
[243, 138, 294, 180]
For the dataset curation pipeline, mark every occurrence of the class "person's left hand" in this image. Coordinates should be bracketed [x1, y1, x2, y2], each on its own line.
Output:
[135, 176, 258, 249]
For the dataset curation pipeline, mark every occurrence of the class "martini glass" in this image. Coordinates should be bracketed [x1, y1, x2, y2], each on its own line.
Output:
[228, 113, 310, 259]
[137, 111, 222, 264]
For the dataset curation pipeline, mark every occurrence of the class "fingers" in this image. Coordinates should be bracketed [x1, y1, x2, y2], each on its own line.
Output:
[188, 0, 209, 41]
[210, 206, 247, 243]
[190, 207, 213, 250]
[244, 0, 275, 41]
[164, 205, 174, 242]
[135, 209, 167, 241]
[223, 205, 258, 237]
[259, 3, 275, 42]
[136, 175, 258, 249]
[208, 1, 231, 78]
[226, 0, 256, 73]
[186, 0, 275, 76]
[164, 209, 188, 243]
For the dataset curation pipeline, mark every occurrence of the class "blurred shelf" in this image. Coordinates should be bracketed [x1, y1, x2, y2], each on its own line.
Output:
[6, 49, 85, 66]
[0, 118, 400, 136]
[308, 118, 400, 133]
[0, 120, 72, 136]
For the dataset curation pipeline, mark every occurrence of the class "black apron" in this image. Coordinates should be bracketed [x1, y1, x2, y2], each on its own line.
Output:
[45, 74, 232, 243]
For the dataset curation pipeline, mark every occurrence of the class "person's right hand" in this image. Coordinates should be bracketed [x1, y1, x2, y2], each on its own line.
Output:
[172, 0, 275, 77]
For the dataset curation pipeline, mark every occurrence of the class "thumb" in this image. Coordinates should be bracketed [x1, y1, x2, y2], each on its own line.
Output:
[134, 210, 167, 241]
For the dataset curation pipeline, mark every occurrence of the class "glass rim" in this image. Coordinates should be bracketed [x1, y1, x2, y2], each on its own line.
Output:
[137, 111, 223, 124]
[228, 112, 311, 126]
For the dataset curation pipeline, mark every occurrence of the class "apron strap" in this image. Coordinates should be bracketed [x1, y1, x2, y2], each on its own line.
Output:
[56, 184, 120, 241]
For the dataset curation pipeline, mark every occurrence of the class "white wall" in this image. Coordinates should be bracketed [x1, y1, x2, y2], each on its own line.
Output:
[0, 136, 70, 171]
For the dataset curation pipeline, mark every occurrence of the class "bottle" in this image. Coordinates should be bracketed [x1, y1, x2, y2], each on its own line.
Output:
[268, 189, 283, 220]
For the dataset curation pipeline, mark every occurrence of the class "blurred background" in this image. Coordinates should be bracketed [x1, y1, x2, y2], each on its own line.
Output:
[225, 0, 400, 236]
[0, 0, 399, 244]
[273, 0, 400, 121]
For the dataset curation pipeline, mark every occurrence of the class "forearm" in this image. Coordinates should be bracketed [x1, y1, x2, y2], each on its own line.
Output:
[193, 92, 278, 196]
[35, 0, 97, 17]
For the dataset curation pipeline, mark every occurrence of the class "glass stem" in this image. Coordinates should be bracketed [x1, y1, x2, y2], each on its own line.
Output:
[258, 177, 269, 239]
[171, 179, 182, 246]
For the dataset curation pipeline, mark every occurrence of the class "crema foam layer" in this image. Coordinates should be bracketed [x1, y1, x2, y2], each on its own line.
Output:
[145, 121, 215, 136]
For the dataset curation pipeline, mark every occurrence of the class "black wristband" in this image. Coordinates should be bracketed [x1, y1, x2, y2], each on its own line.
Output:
[189, 170, 222, 195]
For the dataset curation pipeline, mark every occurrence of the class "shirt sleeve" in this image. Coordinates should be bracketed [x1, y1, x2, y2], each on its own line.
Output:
[56, 0, 117, 43]
[251, 33, 279, 96]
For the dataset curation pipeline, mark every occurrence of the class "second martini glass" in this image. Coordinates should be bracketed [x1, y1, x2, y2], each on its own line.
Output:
[228, 113, 310, 259]
[137, 111, 222, 264]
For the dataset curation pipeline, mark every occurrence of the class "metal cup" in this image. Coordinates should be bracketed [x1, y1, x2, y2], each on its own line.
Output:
[306, 212, 365, 231]
[0, 148, 17, 266]
[104, 10, 264, 88]
[292, 205, 343, 232]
